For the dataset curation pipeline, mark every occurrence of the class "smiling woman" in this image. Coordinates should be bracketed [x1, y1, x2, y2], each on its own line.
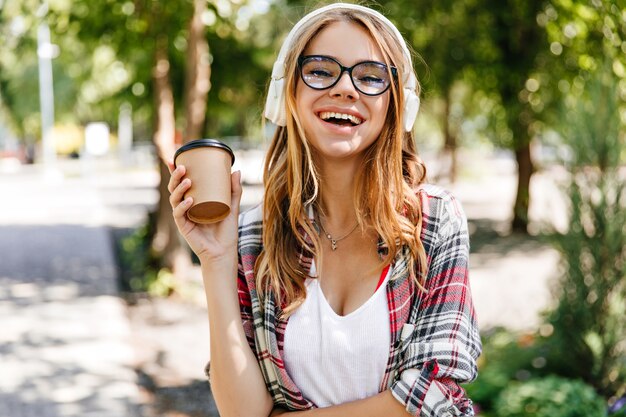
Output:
[167, 3, 481, 417]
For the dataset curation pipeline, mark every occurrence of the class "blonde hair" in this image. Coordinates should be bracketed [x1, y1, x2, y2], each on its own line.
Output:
[256, 6, 427, 317]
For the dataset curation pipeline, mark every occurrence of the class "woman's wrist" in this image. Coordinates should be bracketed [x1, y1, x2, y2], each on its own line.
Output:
[195, 240, 238, 264]
[200, 256, 237, 282]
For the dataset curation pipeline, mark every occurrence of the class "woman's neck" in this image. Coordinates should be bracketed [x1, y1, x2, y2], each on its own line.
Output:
[317, 157, 361, 227]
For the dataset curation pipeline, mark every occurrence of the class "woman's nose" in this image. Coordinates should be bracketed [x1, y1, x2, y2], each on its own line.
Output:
[329, 71, 359, 100]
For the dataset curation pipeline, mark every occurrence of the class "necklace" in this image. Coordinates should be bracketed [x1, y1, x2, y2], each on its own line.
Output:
[317, 217, 359, 251]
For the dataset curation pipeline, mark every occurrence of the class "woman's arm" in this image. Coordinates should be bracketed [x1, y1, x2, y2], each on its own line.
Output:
[203, 259, 273, 417]
[169, 164, 273, 417]
[270, 390, 408, 416]
[389, 192, 481, 417]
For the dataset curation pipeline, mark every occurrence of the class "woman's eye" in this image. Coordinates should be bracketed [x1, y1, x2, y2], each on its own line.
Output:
[308, 68, 334, 78]
[359, 75, 385, 84]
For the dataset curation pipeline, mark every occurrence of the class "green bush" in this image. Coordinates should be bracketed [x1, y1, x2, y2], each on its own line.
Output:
[117, 223, 158, 293]
[466, 328, 546, 411]
[545, 69, 626, 396]
[117, 223, 176, 296]
[494, 376, 606, 417]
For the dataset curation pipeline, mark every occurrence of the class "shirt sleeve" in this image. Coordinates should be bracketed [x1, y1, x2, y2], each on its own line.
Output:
[390, 195, 482, 417]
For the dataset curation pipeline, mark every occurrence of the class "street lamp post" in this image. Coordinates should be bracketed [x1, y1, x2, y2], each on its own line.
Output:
[37, 1, 59, 173]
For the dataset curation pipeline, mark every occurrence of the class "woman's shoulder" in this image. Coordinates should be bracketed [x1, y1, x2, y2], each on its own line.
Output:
[238, 204, 264, 249]
[415, 183, 463, 209]
[239, 203, 263, 227]
[415, 183, 468, 243]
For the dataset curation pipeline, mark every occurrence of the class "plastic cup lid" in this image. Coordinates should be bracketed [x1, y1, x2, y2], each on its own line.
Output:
[174, 139, 235, 167]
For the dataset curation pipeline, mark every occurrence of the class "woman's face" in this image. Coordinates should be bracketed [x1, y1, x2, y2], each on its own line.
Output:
[295, 21, 390, 164]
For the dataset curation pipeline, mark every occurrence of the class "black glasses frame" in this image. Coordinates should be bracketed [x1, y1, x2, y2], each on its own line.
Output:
[298, 55, 397, 96]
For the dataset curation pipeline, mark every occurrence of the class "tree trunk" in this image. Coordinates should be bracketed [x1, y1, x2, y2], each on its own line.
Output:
[442, 96, 457, 183]
[151, 37, 192, 278]
[511, 141, 533, 233]
[153, 38, 177, 162]
[184, 0, 210, 141]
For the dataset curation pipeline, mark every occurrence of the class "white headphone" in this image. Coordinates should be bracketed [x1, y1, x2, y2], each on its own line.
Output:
[263, 3, 420, 132]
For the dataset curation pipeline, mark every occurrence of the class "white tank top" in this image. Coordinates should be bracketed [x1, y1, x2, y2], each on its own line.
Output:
[283, 263, 391, 407]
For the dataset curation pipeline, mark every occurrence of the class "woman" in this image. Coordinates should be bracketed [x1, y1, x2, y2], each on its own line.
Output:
[168, 3, 481, 416]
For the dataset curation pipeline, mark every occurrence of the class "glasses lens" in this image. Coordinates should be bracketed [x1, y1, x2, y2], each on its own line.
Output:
[301, 57, 341, 89]
[352, 62, 391, 95]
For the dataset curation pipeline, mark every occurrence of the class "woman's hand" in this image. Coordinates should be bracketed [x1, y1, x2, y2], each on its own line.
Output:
[167, 161, 242, 263]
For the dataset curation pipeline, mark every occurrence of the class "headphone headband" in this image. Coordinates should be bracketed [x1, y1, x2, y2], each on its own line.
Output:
[263, 3, 420, 132]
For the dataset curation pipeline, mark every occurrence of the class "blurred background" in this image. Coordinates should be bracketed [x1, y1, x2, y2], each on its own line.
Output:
[0, 0, 624, 416]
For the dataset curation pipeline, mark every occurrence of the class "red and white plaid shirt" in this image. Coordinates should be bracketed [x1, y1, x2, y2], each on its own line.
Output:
[220, 184, 481, 417]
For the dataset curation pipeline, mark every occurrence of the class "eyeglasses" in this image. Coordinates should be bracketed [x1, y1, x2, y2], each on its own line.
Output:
[298, 55, 397, 96]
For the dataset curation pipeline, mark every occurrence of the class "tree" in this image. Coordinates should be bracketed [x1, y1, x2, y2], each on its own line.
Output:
[1, 0, 278, 281]
[473, 0, 626, 232]
[469, 0, 549, 233]
[392, 0, 624, 233]
[383, 0, 488, 183]
[375, 0, 547, 231]
[0, 0, 88, 143]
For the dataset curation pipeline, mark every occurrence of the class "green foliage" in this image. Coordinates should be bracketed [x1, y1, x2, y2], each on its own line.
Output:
[116, 222, 179, 297]
[116, 222, 197, 298]
[117, 223, 160, 294]
[466, 327, 554, 411]
[469, 71, 625, 411]
[0, 0, 280, 145]
[545, 70, 626, 396]
[494, 376, 607, 417]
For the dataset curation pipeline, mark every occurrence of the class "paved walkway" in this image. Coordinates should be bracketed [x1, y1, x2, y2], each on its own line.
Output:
[0, 158, 158, 417]
[443, 154, 562, 331]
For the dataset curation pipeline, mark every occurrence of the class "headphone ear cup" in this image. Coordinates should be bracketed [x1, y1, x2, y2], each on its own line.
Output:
[264, 78, 287, 126]
[264, 59, 288, 126]
[403, 90, 420, 132]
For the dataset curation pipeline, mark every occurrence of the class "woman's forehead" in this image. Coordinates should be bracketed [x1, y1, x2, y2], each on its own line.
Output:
[303, 21, 385, 64]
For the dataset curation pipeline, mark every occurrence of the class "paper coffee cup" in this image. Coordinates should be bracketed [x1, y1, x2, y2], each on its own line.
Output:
[174, 139, 235, 224]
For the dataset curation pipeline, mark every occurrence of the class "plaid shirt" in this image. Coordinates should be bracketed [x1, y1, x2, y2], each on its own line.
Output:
[231, 184, 481, 417]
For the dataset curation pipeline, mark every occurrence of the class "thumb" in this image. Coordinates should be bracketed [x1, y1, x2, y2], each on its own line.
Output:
[230, 170, 243, 217]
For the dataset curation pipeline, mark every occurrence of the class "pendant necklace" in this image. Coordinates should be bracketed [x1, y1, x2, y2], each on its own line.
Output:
[317, 217, 359, 251]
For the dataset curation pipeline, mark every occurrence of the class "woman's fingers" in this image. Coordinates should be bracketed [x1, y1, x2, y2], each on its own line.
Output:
[169, 177, 191, 209]
[172, 196, 193, 223]
[168, 164, 186, 194]
[168, 164, 191, 217]
[166, 160, 175, 174]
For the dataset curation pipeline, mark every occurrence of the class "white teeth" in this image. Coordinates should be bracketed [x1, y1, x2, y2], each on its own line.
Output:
[319, 111, 363, 125]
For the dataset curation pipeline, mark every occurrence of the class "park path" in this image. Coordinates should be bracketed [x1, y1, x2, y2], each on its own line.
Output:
[0, 158, 158, 417]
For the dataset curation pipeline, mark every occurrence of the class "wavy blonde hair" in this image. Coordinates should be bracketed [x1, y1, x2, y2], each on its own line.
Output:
[256, 6, 427, 317]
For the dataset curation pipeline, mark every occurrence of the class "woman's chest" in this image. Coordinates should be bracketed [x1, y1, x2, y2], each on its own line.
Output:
[282, 277, 392, 406]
